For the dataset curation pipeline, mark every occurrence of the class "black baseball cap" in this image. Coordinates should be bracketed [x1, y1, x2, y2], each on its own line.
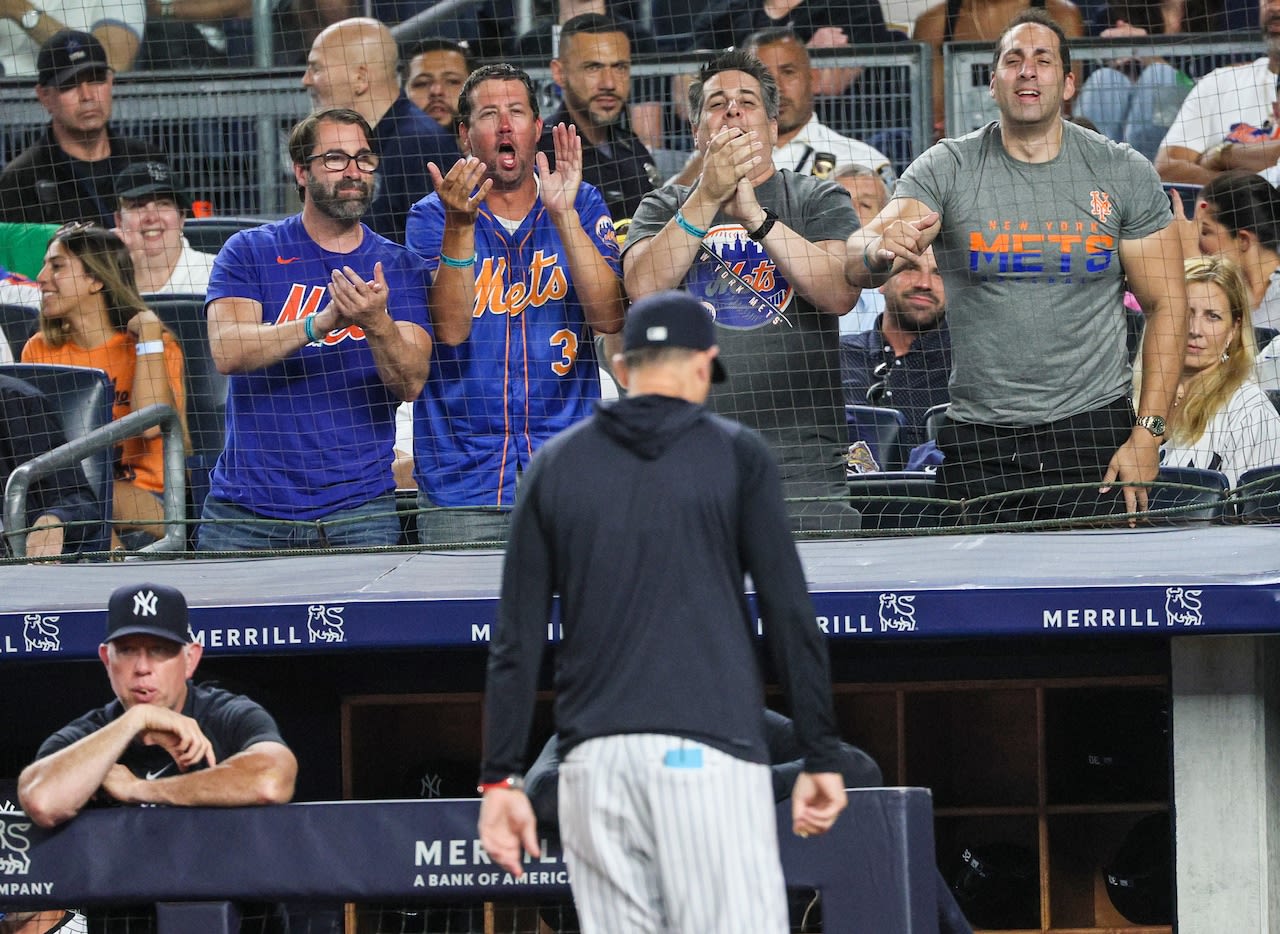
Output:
[114, 161, 192, 209]
[622, 290, 727, 383]
[105, 582, 193, 645]
[37, 30, 111, 90]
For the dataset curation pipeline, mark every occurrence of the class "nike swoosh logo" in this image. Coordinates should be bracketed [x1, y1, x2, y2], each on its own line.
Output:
[276, 256, 300, 264]
[146, 764, 174, 780]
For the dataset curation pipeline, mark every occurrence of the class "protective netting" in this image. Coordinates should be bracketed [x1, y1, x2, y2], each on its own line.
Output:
[0, 6, 1275, 560]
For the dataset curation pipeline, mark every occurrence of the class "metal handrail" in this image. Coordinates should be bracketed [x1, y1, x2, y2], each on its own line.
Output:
[3, 404, 187, 558]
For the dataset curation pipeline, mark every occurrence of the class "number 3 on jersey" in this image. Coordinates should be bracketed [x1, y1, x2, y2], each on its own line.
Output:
[549, 328, 579, 376]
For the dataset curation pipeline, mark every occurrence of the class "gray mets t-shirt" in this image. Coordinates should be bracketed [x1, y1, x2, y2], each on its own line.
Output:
[624, 170, 859, 498]
[895, 120, 1171, 425]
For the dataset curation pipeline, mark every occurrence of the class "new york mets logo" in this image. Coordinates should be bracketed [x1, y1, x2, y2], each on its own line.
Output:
[472, 250, 567, 318]
[1089, 190, 1113, 224]
[274, 284, 367, 346]
[685, 225, 794, 330]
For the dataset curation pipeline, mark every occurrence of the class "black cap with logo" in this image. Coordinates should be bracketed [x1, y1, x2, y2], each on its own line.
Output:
[37, 29, 111, 89]
[622, 289, 727, 383]
[105, 582, 193, 645]
[114, 161, 192, 209]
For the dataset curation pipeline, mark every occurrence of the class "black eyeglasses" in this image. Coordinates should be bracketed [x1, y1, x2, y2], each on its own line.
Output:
[305, 150, 380, 173]
[865, 346, 896, 406]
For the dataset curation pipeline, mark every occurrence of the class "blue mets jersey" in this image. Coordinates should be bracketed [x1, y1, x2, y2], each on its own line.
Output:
[405, 182, 620, 507]
[205, 214, 432, 519]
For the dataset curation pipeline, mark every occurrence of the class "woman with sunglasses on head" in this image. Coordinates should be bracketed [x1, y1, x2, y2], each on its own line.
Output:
[1139, 255, 1280, 486]
[23, 223, 188, 550]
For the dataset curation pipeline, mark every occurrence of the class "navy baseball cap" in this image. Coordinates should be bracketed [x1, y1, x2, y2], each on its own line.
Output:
[105, 582, 193, 645]
[37, 30, 111, 89]
[115, 161, 192, 209]
[623, 290, 727, 383]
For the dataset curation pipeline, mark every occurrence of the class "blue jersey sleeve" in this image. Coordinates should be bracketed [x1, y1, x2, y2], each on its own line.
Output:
[405, 194, 446, 276]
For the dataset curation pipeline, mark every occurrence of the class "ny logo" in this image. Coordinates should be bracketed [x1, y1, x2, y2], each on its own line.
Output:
[1089, 190, 1113, 224]
[133, 590, 159, 616]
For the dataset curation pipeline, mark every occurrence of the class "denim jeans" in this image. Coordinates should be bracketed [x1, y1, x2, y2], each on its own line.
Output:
[196, 493, 401, 552]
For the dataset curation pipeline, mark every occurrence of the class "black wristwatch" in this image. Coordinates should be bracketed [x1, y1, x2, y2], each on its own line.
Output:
[746, 208, 778, 242]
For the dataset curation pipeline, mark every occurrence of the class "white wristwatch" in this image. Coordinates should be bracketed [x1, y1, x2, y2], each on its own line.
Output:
[21, 7, 41, 29]
[158, 0, 174, 17]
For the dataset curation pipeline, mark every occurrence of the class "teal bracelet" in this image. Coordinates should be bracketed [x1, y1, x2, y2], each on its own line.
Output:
[304, 314, 318, 343]
[440, 252, 477, 268]
[674, 210, 708, 240]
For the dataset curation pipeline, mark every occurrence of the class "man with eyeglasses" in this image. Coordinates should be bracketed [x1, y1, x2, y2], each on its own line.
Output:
[840, 245, 950, 451]
[196, 107, 432, 553]
[303, 17, 460, 244]
[0, 30, 163, 228]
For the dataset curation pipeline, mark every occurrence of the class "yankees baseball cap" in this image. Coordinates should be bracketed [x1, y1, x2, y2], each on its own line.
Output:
[114, 161, 192, 209]
[623, 290, 727, 383]
[105, 582, 193, 644]
[37, 30, 111, 90]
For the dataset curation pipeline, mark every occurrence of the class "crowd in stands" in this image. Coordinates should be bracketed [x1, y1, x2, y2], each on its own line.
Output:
[4, 0, 1280, 557]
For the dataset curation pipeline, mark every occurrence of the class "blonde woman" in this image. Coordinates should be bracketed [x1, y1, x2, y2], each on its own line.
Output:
[23, 223, 187, 547]
[1152, 255, 1280, 486]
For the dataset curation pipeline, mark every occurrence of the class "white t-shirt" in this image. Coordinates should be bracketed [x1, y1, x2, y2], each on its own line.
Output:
[774, 113, 897, 188]
[146, 239, 217, 297]
[1161, 57, 1277, 156]
[1160, 379, 1280, 486]
[0, 0, 144, 76]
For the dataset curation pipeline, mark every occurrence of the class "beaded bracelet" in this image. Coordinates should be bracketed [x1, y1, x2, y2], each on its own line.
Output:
[440, 253, 477, 268]
[304, 315, 318, 343]
[675, 211, 708, 240]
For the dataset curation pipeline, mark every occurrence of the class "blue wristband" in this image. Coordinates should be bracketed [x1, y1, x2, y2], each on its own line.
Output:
[440, 252, 477, 268]
[304, 314, 318, 343]
[675, 211, 708, 240]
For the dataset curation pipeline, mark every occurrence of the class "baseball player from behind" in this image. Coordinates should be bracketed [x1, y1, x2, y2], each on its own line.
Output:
[477, 290, 847, 933]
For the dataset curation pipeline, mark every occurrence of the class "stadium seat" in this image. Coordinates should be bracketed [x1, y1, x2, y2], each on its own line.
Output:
[923, 403, 950, 442]
[147, 294, 226, 531]
[0, 363, 114, 554]
[183, 216, 268, 256]
[1235, 464, 1280, 522]
[1145, 466, 1231, 525]
[846, 404, 908, 472]
[1255, 326, 1278, 355]
[848, 470, 960, 530]
[0, 302, 38, 362]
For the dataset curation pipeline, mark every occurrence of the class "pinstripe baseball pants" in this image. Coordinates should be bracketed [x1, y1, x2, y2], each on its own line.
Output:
[558, 733, 789, 934]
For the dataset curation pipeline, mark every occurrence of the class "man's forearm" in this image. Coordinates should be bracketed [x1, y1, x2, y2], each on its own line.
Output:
[761, 234, 858, 316]
[363, 318, 431, 401]
[211, 315, 330, 375]
[121, 743, 297, 807]
[18, 712, 142, 827]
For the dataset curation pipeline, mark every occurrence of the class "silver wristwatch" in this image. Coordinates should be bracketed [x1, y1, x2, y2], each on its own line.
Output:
[1135, 415, 1167, 438]
[20, 7, 41, 29]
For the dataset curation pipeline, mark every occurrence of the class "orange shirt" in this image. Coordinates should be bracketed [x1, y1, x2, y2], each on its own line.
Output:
[21, 330, 186, 494]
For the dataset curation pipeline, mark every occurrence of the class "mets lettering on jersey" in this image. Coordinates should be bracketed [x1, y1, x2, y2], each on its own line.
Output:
[274, 283, 367, 346]
[473, 251, 568, 318]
